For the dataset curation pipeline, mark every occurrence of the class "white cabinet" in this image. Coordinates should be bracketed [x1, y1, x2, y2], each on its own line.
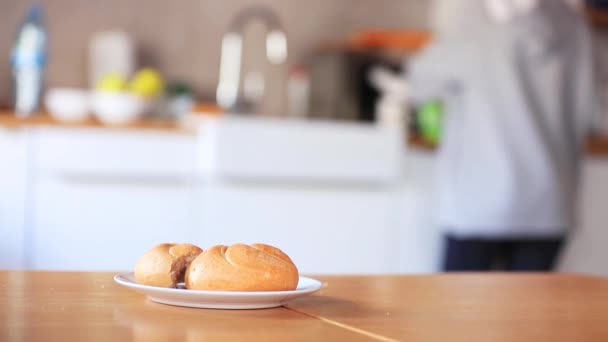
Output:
[0, 129, 27, 269]
[31, 177, 193, 271]
[192, 150, 443, 275]
[193, 181, 401, 274]
[29, 128, 196, 271]
[559, 158, 608, 276]
[196, 115, 403, 184]
[192, 116, 406, 274]
[34, 128, 195, 175]
[396, 150, 442, 273]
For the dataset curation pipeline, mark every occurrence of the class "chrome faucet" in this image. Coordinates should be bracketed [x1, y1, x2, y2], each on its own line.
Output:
[216, 6, 288, 113]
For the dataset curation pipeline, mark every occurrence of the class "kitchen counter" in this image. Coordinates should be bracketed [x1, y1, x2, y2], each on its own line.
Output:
[0, 111, 192, 133]
[408, 133, 608, 157]
[5, 111, 608, 157]
[2, 271, 608, 341]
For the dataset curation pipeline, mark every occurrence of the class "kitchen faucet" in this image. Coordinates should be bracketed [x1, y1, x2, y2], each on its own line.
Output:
[216, 6, 288, 113]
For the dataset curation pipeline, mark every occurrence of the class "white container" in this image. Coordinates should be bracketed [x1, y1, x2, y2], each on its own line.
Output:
[287, 66, 310, 118]
[91, 91, 145, 126]
[88, 31, 135, 88]
[44, 88, 90, 122]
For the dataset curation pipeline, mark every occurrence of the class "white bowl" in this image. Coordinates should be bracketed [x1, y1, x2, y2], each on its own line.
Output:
[91, 91, 146, 126]
[44, 88, 91, 122]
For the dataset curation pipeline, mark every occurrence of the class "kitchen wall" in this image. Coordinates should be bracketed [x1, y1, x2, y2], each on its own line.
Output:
[0, 0, 431, 114]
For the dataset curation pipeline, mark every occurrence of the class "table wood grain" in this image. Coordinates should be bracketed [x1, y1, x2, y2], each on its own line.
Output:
[3, 272, 608, 341]
[0, 272, 369, 342]
[288, 274, 608, 342]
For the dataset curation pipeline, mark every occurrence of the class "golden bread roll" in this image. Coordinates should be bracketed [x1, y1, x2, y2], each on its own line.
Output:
[185, 243, 299, 291]
[135, 243, 202, 287]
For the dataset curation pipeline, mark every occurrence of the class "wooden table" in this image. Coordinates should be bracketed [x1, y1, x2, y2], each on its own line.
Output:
[1, 272, 607, 341]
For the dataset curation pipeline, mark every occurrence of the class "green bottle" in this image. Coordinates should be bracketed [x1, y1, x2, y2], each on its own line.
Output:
[417, 100, 443, 145]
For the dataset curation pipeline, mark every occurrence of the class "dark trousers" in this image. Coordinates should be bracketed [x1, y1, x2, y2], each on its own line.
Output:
[443, 235, 564, 272]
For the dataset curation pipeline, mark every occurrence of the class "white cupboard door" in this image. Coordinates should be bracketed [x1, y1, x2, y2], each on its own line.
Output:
[193, 182, 401, 274]
[31, 177, 193, 271]
[397, 150, 442, 274]
[560, 159, 608, 276]
[0, 130, 27, 269]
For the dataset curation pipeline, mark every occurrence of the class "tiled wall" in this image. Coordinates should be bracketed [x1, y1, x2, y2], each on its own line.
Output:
[0, 0, 431, 114]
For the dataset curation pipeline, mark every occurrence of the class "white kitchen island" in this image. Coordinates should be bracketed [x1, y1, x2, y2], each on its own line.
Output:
[0, 114, 606, 276]
[0, 114, 421, 274]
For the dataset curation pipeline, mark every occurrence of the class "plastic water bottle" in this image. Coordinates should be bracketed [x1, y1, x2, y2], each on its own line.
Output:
[11, 5, 47, 116]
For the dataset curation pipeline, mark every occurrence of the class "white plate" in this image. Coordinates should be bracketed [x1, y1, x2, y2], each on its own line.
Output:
[114, 272, 323, 309]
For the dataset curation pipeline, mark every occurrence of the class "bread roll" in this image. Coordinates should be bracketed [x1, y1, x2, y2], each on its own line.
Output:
[185, 243, 299, 291]
[135, 243, 202, 287]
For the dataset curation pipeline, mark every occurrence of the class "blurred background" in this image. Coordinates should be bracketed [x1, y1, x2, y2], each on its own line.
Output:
[1, 0, 607, 275]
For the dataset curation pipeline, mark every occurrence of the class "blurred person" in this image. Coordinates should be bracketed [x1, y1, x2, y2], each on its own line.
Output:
[407, 0, 600, 271]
